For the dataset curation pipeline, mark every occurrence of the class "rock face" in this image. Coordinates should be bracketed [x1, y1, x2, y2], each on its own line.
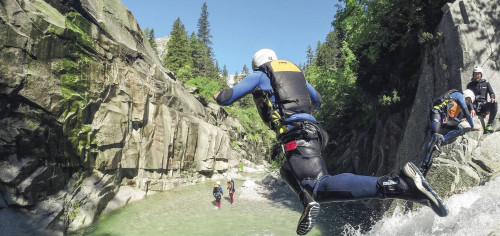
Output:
[0, 0, 260, 234]
[325, 0, 500, 212]
[397, 0, 500, 192]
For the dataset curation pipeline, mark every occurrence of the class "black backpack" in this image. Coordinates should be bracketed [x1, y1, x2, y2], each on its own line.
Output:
[432, 89, 458, 110]
[258, 60, 314, 118]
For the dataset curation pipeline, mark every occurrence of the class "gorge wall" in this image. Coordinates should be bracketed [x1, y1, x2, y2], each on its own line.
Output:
[0, 0, 263, 234]
[326, 0, 500, 200]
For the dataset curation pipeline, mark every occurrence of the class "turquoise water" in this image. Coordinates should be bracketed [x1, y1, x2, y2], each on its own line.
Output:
[76, 176, 323, 236]
[72, 174, 500, 235]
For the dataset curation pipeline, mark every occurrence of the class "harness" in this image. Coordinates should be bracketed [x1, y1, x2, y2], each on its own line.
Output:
[432, 89, 460, 121]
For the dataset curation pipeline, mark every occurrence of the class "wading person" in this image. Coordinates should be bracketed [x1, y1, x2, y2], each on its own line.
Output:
[213, 181, 223, 209]
[214, 49, 448, 235]
[227, 178, 235, 204]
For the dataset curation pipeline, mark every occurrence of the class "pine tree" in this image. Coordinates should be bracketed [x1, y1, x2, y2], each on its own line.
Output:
[306, 44, 314, 66]
[144, 27, 158, 55]
[222, 65, 228, 80]
[234, 71, 241, 84]
[315, 31, 340, 68]
[215, 60, 220, 73]
[164, 18, 193, 79]
[197, 2, 213, 57]
[189, 32, 204, 77]
[195, 2, 220, 79]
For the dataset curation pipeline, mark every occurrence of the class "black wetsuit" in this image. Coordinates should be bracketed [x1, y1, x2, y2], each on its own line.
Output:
[467, 79, 497, 124]
[216, 61, 383, 203]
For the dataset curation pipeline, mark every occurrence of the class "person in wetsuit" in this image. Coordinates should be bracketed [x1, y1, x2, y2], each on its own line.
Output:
[227, 178, 235, 204]
[214, 49, 448, 235]
[422, 89, 480, 174]
[467, 66, 498, 133]
[213, 181, 223, 209]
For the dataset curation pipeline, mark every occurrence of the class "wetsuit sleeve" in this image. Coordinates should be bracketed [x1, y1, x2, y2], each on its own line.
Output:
[215, 72, 262, 105]
[487, 82, 496, 99]
[306, 82, 322, 110]
[454, 93, 474, 127]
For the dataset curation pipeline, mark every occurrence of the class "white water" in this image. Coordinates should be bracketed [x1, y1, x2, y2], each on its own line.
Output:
[344, 176, 500, 236]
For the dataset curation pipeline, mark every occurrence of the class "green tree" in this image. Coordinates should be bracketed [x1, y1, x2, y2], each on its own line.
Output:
[222, 65, 228, 81]
[195, 2, 219, 79]
[315, 31, 341, 68]
[189, 32, 204, 77]
[233, 71, 241, 84]
[197, 2, 213, 57]
[306, 44, 314, 66]
[306, 41, 360, 127]
[144, 27, 158, 55]
[164, 17, 192, 80]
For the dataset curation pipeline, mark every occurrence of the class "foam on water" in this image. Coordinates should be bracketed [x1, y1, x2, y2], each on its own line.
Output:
[343, 176, 500, 236]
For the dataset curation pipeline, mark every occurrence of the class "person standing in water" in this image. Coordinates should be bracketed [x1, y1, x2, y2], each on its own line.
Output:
[213, 181, 223, 209]
[227, 178, 235, 204]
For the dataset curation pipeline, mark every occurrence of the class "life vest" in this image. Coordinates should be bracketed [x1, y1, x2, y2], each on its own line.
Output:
[433, 89, 459, 110]
[256, 60, 314, 134]
[447, 101, 462, 119]
[432, 89, 465, 121]
[213, 184, 221, 194]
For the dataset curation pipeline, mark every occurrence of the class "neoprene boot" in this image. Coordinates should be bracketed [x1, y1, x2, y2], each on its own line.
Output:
[377, 162, 448, 217]
[296, 190, 320, 235]
[280, 163, 320, 235]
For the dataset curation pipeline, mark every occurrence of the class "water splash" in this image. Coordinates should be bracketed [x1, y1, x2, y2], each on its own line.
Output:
[344, 176, 500, 236]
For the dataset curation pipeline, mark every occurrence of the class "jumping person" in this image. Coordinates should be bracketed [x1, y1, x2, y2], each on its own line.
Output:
[214, 49, 449, 235]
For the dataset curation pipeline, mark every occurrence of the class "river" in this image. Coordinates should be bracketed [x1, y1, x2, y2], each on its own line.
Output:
[74, 173, 500, 236]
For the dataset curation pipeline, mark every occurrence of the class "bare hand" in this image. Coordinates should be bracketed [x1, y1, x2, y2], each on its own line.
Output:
[473, 124, 481, 130]
[214, 91, 220, 100]
[491, 98, 497, 103]
[470, 109, 476, 117]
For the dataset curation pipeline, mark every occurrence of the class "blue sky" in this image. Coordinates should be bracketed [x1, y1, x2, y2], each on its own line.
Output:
[121, 0, 338, 74]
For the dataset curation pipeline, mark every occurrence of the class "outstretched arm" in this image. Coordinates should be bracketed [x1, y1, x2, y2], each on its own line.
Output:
[214, 72, 262, 105]
[455, 93, 480, 130]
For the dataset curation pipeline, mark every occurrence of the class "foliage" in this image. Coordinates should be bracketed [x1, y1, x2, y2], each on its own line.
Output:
[185, 76, 221, 98]
[306, 41, 361, 125]
[221, 65, 228, 80]
[315, 31, 341, 68]
[334, 0, 435, 63]
[184, 75, 274, 149]
[378, 89, 401, 106]
[164, 18, 192, 77]
[144, 27, 158, 55]
[197, 2, 213, 56]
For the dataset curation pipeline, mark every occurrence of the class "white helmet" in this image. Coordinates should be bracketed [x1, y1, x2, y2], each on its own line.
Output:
[216, 181, 220, 185]
[463, 89, 475, 103]
[252, 49, 277, 70]
[473, 66, 483, 74]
